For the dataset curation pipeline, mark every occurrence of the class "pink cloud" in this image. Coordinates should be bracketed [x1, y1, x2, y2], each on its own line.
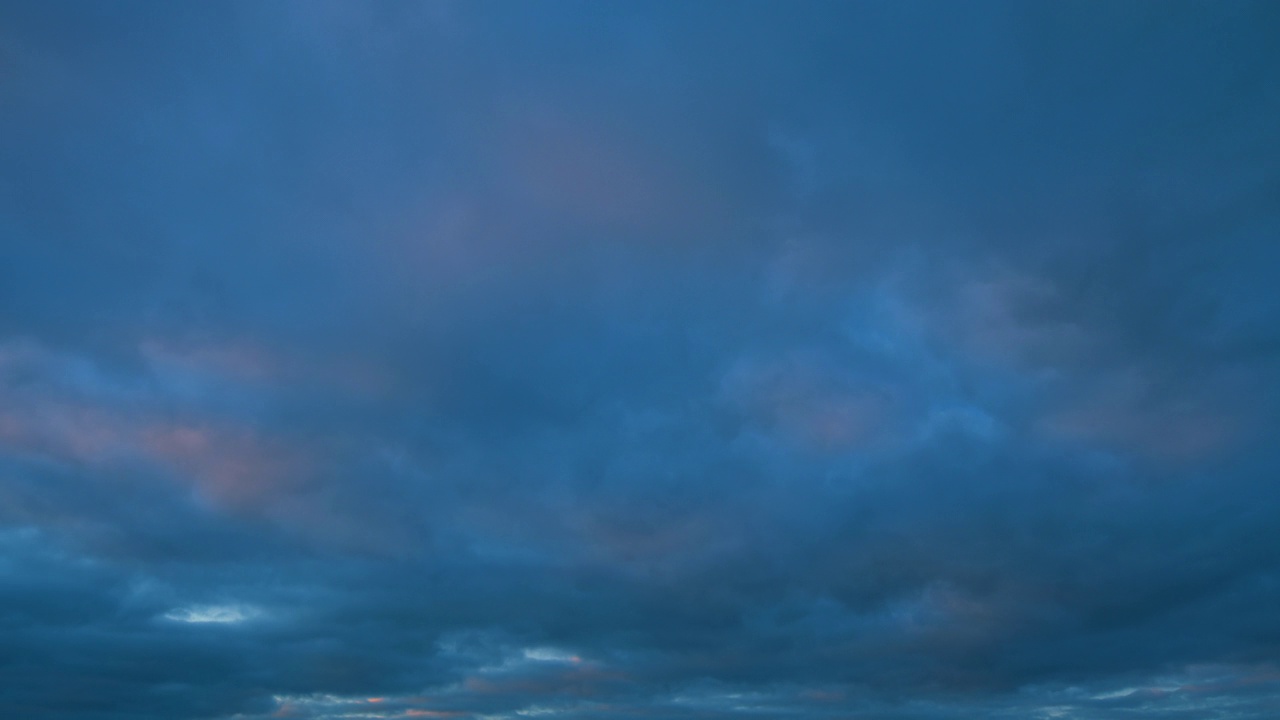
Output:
[1039, 370, 1241, 463]
[0, 401, 135, 466]
[945, 266, 1094, 371]
[721, 352, 896, 453]
[138, 423, 308, 508]
[272, 702, 304, 718]
[0, 403, 306, 511]
[570, 509, 724, 571]
[799, 688, 845, 703]
[140, 336, 392, 400]
[462, 663, 628, 700]
[140, 337, 281, 385]
[494, 99, 673, 229]
[0, 339, 311, 513]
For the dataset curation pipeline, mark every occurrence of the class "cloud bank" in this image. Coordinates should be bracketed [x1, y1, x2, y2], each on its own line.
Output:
[2, 2, 1279, 719]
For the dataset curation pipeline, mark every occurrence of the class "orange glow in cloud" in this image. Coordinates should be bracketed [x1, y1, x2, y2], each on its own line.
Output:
[139, 423, 306, 508]
[0, 340, 311, 512]
[0, 395, 306, 515]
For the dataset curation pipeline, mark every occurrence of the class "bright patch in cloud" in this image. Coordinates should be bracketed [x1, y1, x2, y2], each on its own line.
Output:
[163, 604, 258, 624]
[522, 647, 582, 664]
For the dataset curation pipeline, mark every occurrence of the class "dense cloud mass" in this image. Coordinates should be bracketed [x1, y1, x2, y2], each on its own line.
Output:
[3, 1, 1280, 718]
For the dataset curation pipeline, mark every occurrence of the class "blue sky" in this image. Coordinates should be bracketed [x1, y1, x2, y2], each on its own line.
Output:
[2, 2, 1280, 719]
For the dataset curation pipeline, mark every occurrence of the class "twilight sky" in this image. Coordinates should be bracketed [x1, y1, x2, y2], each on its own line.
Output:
[2, 2, 1280, 719]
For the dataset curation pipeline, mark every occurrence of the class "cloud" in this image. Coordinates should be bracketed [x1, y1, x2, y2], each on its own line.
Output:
[2, 2, 1279, 720]
[164, 603, 261, 624]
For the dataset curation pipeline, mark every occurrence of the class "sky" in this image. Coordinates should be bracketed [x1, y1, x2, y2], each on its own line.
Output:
[1, 1, 1279, 719]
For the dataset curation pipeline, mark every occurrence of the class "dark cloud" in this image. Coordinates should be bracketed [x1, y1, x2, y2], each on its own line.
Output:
[2, 1, 1280, 718]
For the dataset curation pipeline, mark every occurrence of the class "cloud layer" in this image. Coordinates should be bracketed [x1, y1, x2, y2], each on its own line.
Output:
[2, 2, 1280, 719]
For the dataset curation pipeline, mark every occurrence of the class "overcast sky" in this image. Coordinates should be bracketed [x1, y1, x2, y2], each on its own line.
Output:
[2, 2, 1280, 719]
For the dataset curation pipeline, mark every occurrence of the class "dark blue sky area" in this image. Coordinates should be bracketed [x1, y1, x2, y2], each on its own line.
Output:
[3, 2, 1280, 719]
